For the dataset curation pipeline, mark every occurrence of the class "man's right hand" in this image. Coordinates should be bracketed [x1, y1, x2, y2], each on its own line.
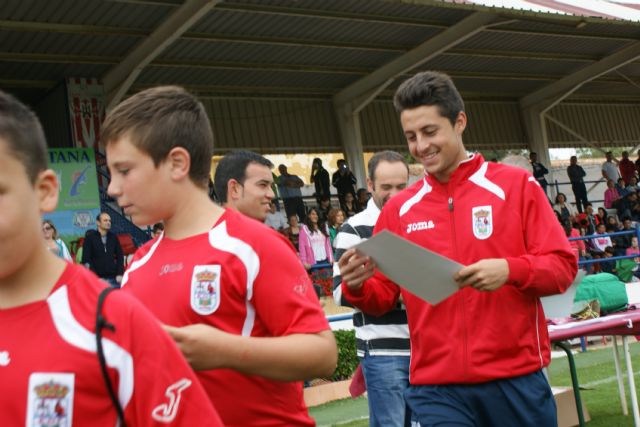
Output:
[338, 248, 376, 290]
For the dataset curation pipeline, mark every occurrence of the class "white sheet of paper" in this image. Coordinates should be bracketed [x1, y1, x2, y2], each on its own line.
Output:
[540, 270, 586, 318]
[354, 230, 463, 304]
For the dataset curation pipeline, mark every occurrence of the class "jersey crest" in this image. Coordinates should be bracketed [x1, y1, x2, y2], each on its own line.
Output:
[472, 206, 493, 240]
[26, 373, 75, 427]
[190, 265, 221, 315]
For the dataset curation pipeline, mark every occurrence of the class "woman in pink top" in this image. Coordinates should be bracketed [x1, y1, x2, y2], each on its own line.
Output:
[604, 179, 621, 209]
[299, 207, 334, 297]
[626, 236, 640, 262]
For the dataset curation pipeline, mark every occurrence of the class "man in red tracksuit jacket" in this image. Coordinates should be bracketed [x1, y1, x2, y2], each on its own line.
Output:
[338, 71, 577, 427]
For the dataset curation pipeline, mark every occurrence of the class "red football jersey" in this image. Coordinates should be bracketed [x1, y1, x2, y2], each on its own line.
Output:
[0, 263, 223, 427]
[123, 209, 329, 426]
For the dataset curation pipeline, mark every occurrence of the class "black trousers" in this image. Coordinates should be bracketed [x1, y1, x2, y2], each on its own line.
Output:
[571, 182, 589, 213]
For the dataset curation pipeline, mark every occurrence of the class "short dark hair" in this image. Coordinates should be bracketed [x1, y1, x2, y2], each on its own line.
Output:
[214, 150, 273, 203]
[96, 212, 110, 221]
[367, 150, 408, 182]
[0, 90, 47, 183]
[393, 71, 464, 125]
[152, 222, 164, 233]
[102, 86, 214, 188]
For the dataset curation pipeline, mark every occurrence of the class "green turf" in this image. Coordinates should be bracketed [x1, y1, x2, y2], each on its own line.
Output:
[310, 340, 640, 426]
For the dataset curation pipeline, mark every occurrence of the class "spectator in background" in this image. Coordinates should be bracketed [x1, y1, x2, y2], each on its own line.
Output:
[152, 222, 164, 238]
[214, 150, 275, 222]
[553, 193, 577, 224]
[356, 188, 370, 210]
[280, 214, 301, 251]
[563, 219, 586, 264]
[81, 212, 124, 288]
[602, 151, 621, 183]
[628, 176, 640, 192]
[626, 236, 640, 263]
[529, 151, 549, 194]
[567, 155, 589, 213]
[617, 177, 632, 198]
[265, 200, 288, 231]
[576, 202, 598, 235]
[619, 151, 637, 185]
[604, 179, 621, 209]
[597, 207, 609, 225]
[636, 152, 640, 176]
[326, 208, 345, 251]
[332, 159, 357, 206]
[299, 207, 333, 297]
[601, 246, 617, 275]
[614, 217, 634, 255]
[277, 164, 306, 223]
[341, 191, 360, 218]
[310, 157, 331, 205]
[42, 219, 72, 261]
[317, 195, 332, 224]
[591, 223, 613, 255]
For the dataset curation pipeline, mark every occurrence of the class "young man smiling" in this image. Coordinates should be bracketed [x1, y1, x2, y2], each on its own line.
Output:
[338, 72, 577, 427]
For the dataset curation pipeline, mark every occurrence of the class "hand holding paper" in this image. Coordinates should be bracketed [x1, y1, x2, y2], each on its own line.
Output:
[354, 230, 462, 304]
[337, 248, 376, 290]
[455, 259, 510, 292]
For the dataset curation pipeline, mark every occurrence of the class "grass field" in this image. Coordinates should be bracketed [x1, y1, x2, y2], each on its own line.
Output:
[309, 340, 640, 426]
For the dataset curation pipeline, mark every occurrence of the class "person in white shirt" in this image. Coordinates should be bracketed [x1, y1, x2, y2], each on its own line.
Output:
[602, 151, 621, 183]
[265, 201, 288, 230]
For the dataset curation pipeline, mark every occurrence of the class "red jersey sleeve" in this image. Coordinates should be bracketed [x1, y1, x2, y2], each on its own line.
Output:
[102, 291, 223, 426]
[505, 176, 578, 297]
[251, 232, 329, 336]
[341, 203, 401, 316]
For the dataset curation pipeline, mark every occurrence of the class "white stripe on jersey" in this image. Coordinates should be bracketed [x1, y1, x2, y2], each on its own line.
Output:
[121, 235, 163, 287]
[399, 178, 432, 217]
[356, 323, 410, 341]
[47, 285, 134, 411]
[209, 221, 260, 337]
[469, 162, 506, 200]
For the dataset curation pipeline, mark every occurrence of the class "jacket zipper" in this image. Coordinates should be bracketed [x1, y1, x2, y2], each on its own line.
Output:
[448, 192, 468, 381]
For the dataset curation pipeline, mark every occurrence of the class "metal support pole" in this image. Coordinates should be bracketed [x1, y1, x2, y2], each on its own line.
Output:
[613, 336, 629, 415]
[555, 341, 586, 427]
[623, 336, 640, 426]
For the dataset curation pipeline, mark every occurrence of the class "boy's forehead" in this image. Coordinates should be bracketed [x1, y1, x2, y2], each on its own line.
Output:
[106, 136, 147, 162]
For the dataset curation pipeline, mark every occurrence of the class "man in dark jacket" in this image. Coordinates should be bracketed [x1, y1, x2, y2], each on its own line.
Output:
[82, 212, 124, 287]
[332, 159, 357, 206]
[310, 157, 330, 205]
[567, 155, 589, 213]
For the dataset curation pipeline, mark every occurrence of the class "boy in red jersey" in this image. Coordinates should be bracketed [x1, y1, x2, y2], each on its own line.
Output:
[103, 86, 336, 427]
[0, 90, 222, 426]
[338, 72, 577, 427]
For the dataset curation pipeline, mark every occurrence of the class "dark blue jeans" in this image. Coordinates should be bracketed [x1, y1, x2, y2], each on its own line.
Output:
[361, 349, 413, 427]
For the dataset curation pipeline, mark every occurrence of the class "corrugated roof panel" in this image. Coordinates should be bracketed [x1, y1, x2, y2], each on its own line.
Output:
[453, 76, 547, 96]
[459, 29, 631, 56]
[0, 61, 110, 80]
[0, 30, 139, 57]
[201, 97, 341, 153]
[495, 18, 640, 39]
[160, 40, 400, 69]
[138, 66, 357, 89]
[1, 0, 170, 29]
[423, 53, 588, 77]
[194, 9, 443, 47]
[223, 0, 469, 24]
[547, 102, 640, 146]
[449, 0, 640, 22]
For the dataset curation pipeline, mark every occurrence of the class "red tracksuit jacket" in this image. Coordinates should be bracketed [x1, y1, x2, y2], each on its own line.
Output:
[343, 154, 577, 384]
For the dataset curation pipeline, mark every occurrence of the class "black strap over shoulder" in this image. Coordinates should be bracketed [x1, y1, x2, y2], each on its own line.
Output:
[95, 286, 128, 427]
